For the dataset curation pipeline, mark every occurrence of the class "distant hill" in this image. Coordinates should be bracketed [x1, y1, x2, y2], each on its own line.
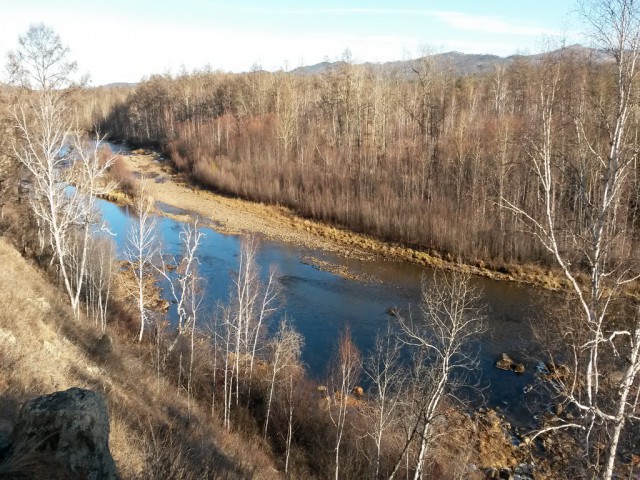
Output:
[291, 44, 611, 77]
[98, 45, 612, 86]
[98, 82, 138, 89]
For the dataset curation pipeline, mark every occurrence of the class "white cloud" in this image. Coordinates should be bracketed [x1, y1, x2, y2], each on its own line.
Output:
[190, 5, 559, 37]
[432, 11, 560, 37]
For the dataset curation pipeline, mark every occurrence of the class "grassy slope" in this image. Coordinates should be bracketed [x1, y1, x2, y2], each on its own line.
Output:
[0, 236, 280, 479]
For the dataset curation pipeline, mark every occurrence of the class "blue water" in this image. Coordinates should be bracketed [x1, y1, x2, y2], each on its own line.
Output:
[95, 195, 545, 424]
[97, 143, 545, 424]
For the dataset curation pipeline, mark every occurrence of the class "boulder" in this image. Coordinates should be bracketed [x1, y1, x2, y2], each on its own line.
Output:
[496, 354, 526, 374]
[4, 387, 117, 479]
[512, 363, 525, 375]
[545, 362, 570, 380]
[485, 467, 500, 479]
[499, 467, 514, 480]
[495, 353, 514, 371]
[157, 299, 171, 311]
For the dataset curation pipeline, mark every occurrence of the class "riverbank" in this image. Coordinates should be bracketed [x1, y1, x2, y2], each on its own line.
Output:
[112, 149, 581, 291]
[0, 236, 279, 479]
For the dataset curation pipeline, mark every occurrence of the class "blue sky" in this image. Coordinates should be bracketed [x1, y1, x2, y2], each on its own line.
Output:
[1, 0, 580, 85]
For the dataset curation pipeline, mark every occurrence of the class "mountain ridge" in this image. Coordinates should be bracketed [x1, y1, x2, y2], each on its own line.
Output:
[290, 44, 611, 77]
[95, 44, 611, 86]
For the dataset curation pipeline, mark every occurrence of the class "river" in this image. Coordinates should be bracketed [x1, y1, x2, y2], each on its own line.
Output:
[98, 143, 549, 426]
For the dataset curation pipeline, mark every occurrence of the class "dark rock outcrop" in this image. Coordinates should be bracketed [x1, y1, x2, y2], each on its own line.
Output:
[0, 387, 117, 479]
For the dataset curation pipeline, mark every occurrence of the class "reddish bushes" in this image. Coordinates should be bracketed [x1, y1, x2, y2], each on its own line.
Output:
[109, 155, 138, 195]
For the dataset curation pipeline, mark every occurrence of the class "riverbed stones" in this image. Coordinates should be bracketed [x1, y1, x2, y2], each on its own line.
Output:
[496, 353, 514, 370]
[495, 353, 526, 374]
[512, 363, 525, 374]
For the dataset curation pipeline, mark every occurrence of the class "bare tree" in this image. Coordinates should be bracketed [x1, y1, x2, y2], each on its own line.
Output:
[328, 326, 361, 480]
[231, 237, 260, 405]
[282, 362, 304, 478]
[7, 24, 79, 92]
[360, 324, 405, 479]
[263, 318, 303, 439]
[124, 180, 158, 342]
[228, 237, 279, 405]
[389, 270, 484, 480]
[7, 25, 119, 318]
[218, 303, 235, 431]
[66, 136, 117, 316]
[157, 219, 205, 336]
[502, 2, 640, 476]
[83, 235, 116, 332]
[213, 237, 280, 431]
[176, 222, 206, 415]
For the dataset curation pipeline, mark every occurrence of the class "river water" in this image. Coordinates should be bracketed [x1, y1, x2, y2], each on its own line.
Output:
[99, 144, 548, 426]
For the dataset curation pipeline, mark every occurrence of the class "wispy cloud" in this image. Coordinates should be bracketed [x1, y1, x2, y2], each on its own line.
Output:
[196, 3, 432, 16]
[432, 11, 559, 36]
[201, 3, 560, 37]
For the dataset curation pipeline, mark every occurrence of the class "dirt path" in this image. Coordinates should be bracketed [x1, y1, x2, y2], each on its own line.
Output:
[116, 151, 566, 288]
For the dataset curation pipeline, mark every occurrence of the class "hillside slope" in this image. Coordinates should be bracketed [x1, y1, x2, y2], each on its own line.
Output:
[0, 236, 280, 479]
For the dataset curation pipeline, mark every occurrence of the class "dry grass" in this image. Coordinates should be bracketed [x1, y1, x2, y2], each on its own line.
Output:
[0, 236, 281, 479]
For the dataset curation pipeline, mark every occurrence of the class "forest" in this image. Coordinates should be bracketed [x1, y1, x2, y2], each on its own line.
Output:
[0, 0, 639, 479]
[98, 44, 639, 271]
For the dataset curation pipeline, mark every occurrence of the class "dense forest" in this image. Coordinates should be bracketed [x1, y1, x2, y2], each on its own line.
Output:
[99, 45, 640, 270]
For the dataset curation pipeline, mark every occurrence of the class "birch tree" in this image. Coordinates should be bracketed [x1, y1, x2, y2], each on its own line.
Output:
[263, 318, 303, 439]
[328, 326, 361, 480]
[360, 325, 405, 480]
[216, 237, 280, 430]
[388, 270, 484, 480]
[502, 2, 640, 476]
[230, 237, 280, 404]
[177, 222, 205, 414]
[157, 220, 205, 336]
[7, 25, 117, 318]
[124, 180, 158, 342]
[83, 235, 115, 332]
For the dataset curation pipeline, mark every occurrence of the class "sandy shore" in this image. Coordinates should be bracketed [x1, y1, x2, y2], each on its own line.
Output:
[115, 151, 570, 288]
[120, 153, 379, 260]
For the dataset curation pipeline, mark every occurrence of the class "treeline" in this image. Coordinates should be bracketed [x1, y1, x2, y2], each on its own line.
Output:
[99, 47, 640, 268]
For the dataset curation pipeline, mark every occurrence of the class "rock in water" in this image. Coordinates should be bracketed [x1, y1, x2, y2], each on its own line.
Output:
[495, 353, 514, 371]
[7, 387, 117, 479]
[512, 363, 526, 374]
